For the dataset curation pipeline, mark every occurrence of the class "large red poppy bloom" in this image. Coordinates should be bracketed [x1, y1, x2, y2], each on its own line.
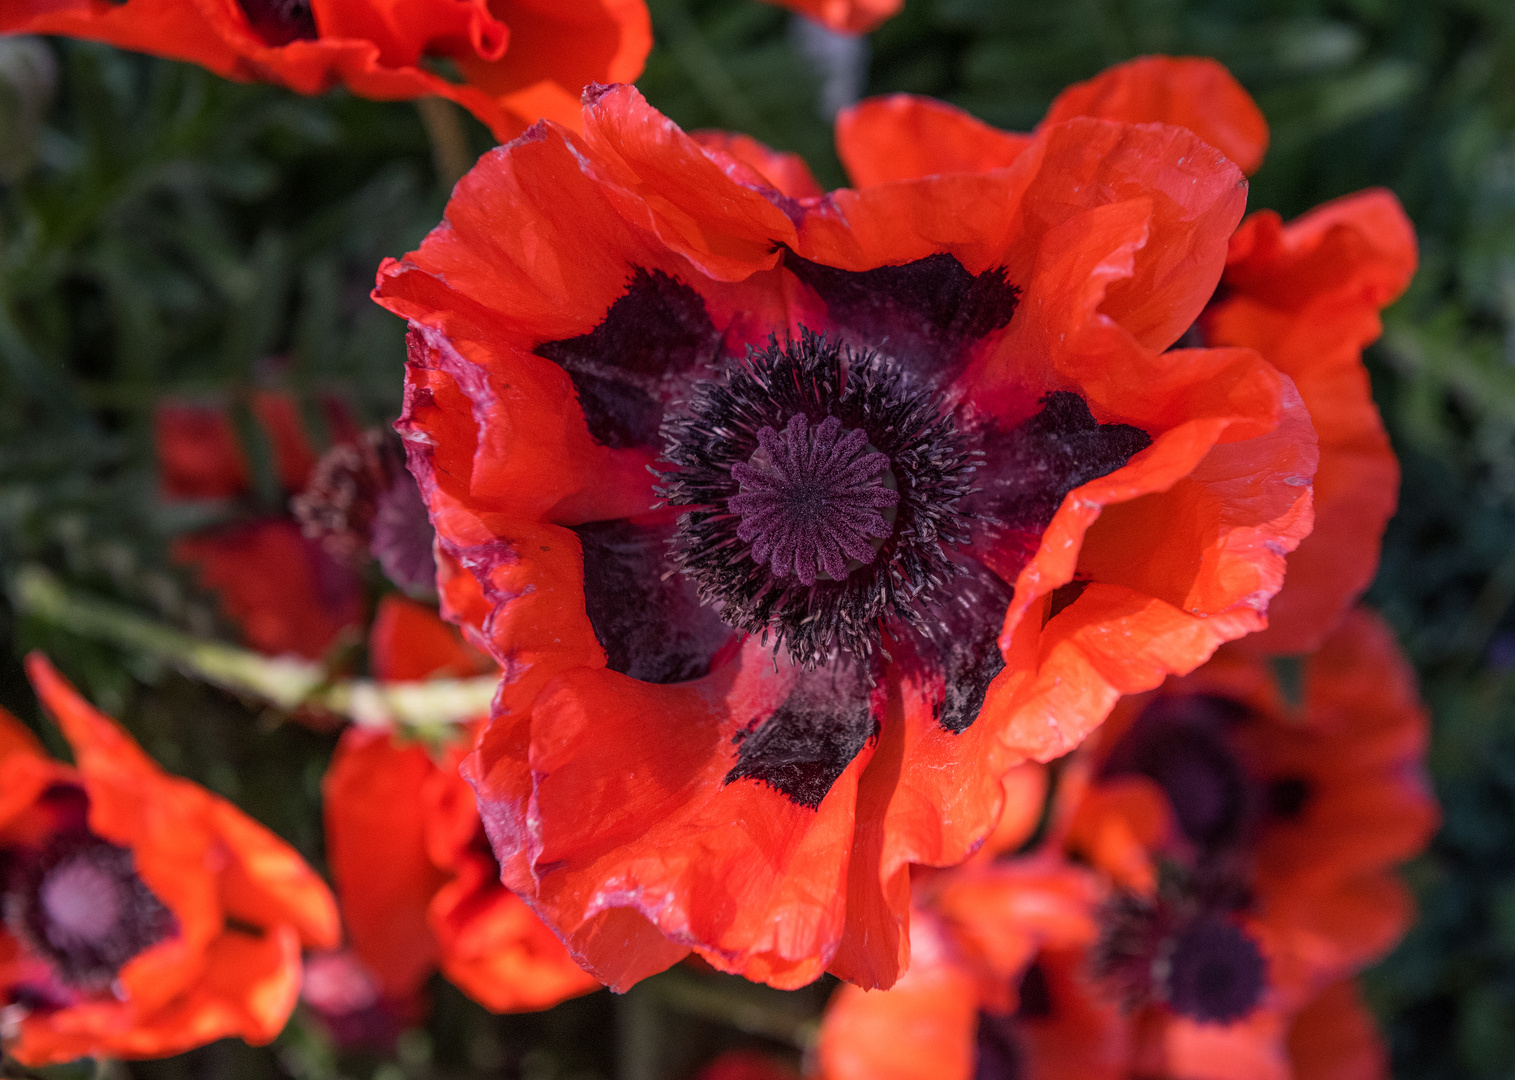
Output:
[0, 654, 340, 1064]
[157, 393, 366, 660]
[372, 79, 1317, 991]
[322, 595, 599, 1012]
[1054, 607, 1435, 1079]
[1, 0, 650, 142]
[837, 55, 1415, 653]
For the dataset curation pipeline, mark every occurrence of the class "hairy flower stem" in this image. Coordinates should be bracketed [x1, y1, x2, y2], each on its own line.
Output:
[9, 566, 494, 729]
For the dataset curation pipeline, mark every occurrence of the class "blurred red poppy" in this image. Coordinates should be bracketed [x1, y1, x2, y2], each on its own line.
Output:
[372, 78, 1317, 990]
[1, 0, 651, 142]
[1056, 607, 1435, 1078]
[322, 596, 598, 1013]
[764, 0, 900, 34]
[816, 858, 1120, 1080]
[837, 55, 1414, 652]
[156, 393, 366, 660]
[0, 654, 339, 1065]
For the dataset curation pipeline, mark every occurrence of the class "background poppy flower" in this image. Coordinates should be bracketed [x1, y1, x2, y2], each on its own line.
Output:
[0, 654, 339, 1065]
[0, 0, 651, 142]
[836, 55, 1414, 654]
[1055, 607, 1435, 1078]
[158, 393, 365, 660]
[322, 595, 599, 1013]
[762, 0, 900, 35]
[372, 79, 1317, 992]
[814, 859, 1122, 1080]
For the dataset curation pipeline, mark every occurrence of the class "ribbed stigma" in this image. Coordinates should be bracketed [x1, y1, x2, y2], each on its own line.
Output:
[730, 414, 899, 586]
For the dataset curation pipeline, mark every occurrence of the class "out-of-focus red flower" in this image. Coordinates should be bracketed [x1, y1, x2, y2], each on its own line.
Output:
[837, 55, 1414, 652]
[1054, 607, 1435, 1079]
[154, 403, 251, 501]
[815, 858, 1120, 1080]
[173, 519, 365, 660]
[763, 0, 900, 34]
[1, 0, 651, 143]
[372, 78, 1317, 990]
[815, 610, 1428, 1080]
[299, 949, 417, 1052]
[696, 1050, 800, 1080]
[156, 392, 366, 660]
[0, 654, 339, 1065]
[322, 597, 598, 1013]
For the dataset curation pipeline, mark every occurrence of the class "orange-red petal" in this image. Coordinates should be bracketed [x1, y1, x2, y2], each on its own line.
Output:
[1206, 192, 1417, 652]
[1041, 56, 1269, 176]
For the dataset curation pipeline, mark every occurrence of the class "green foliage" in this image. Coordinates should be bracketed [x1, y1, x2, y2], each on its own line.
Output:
[2, 0, 1515, 1076]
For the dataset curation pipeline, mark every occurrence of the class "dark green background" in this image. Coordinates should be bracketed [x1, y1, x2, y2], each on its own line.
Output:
[1, 0, 1513, 1076]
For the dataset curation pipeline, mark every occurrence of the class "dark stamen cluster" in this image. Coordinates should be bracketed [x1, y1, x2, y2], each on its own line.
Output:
[238, 0, 318, 44]
[1091, 864, 1267, 1025]
[658, 330, 977, 667]
[4, 829, 178, 991]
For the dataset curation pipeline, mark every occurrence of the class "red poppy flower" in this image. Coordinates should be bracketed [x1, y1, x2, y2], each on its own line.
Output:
[322, 596, 598, 1012]
[157, 393, 366, 659]
[762, 0, 900, 34]
[837, 56, 1414, 652]
[373, 80, 1317, 990]
[695, 1050, 800, 1080]
[1055, 607, 1435, 1078]
[2, 0, 651, 143]
[0, 654, 340, 1065]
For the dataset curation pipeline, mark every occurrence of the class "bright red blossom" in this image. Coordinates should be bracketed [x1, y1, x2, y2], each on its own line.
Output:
[373, 77, 1317, 991]
[814, 609, 1429, 1080]
[1055, 607, 1435, 1079]
[1, 0, 651, 142]
[0, 655, 339, 1065]
[322, 596, 599, 1012]
[837, 55, 1414, 652]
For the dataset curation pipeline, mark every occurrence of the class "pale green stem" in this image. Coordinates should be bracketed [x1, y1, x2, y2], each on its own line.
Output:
[10, 565, 496, 728]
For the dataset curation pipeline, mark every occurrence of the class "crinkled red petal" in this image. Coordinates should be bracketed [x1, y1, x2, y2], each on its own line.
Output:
[691, 130, 824, 199]
[834, 94, 1034, 188]
[1206, 191, 1417, 652]
[1041, 55, 1269, 176]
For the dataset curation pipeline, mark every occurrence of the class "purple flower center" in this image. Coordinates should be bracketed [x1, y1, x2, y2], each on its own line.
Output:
[1162, 915, 1267, 1024]
[5, 824, 178, 991]
[729, 414, 899, 586]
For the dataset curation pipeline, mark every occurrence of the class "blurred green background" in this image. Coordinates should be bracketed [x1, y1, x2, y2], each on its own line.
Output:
[2, 0, 1514, 1076]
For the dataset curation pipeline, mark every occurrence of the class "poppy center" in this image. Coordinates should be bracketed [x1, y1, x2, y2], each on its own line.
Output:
[1162, 915, 1267, 1024]
[660, 330, 976, 667]
[238, 0, 317, 45]
[1102, 694, 1256, 851]
[729, 414, 899, 586]
[5, 829, 178, 991]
